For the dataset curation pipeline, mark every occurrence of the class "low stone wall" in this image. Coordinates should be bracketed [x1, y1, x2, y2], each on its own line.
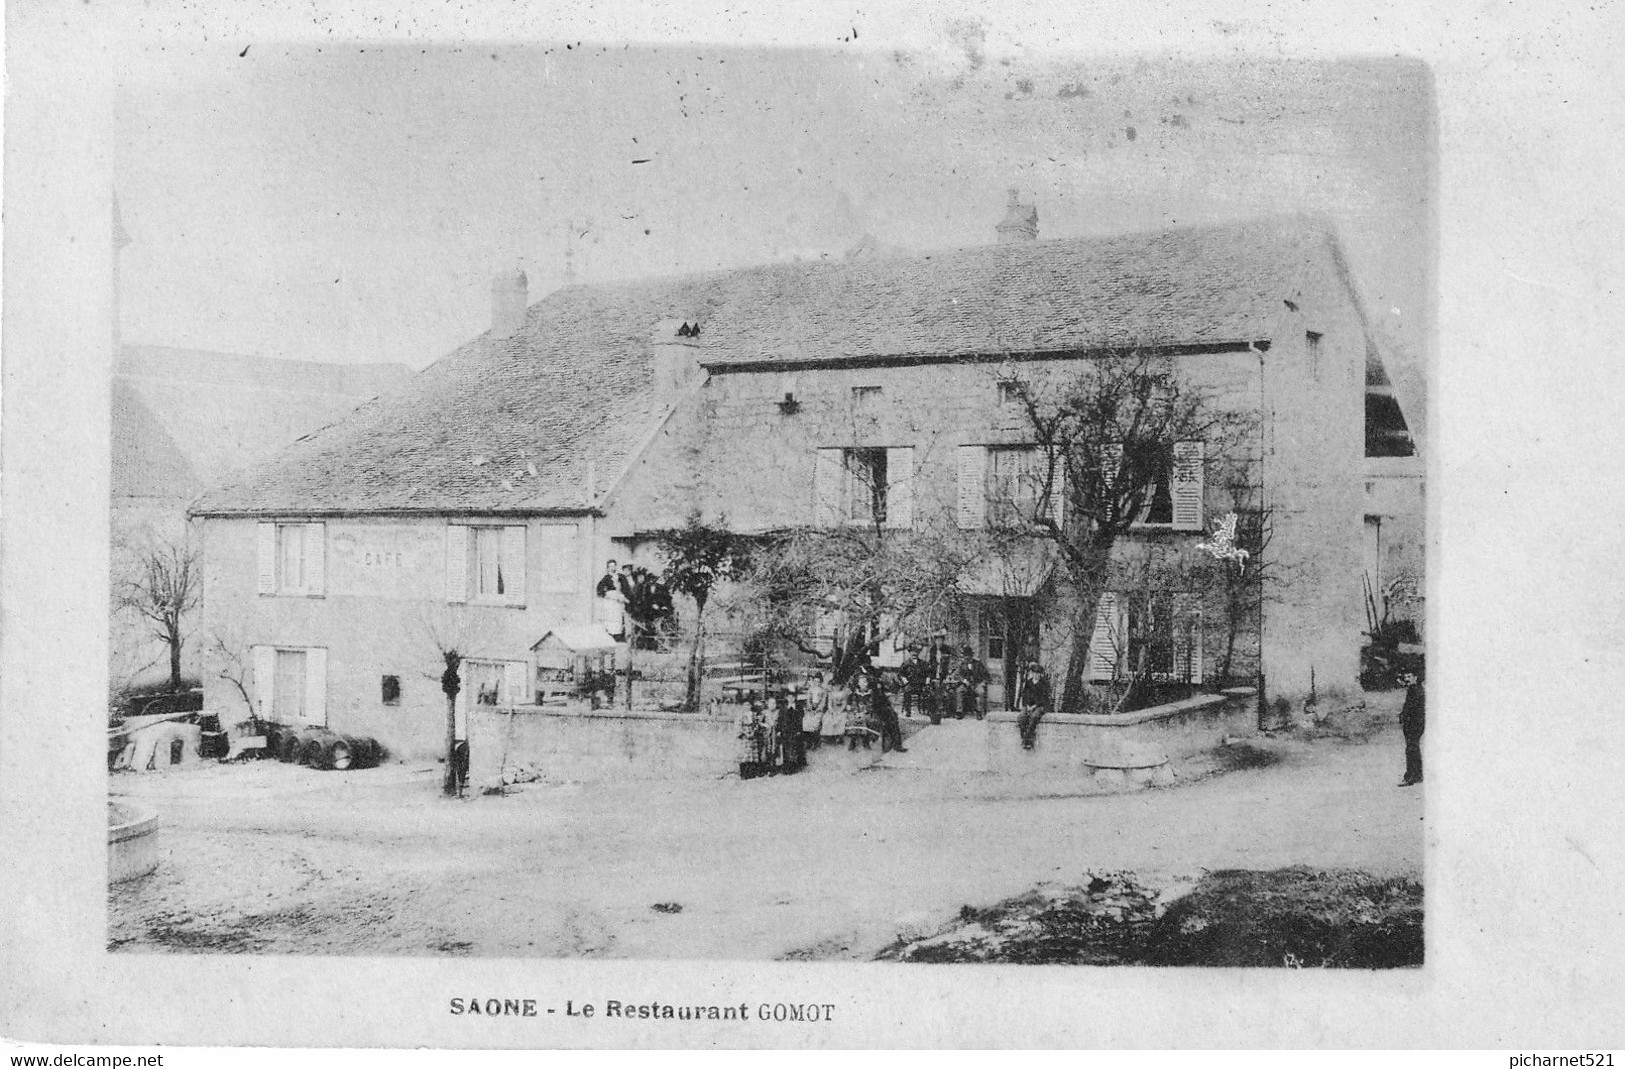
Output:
[986, 687, 1258, 777]
[108, 800, 160, 883]
[467, 702, 737, 790]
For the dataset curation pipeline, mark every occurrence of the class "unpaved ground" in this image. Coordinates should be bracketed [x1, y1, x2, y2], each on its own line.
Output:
[108, 693, 1423, 959]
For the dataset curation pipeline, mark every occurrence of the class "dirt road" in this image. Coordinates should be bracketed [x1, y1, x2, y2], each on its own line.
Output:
[108, 700, 1423, 959]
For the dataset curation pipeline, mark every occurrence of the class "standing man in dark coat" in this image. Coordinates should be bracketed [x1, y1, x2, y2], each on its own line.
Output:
[1399, 664, 1425, 786]
[899, 649, 930, 719]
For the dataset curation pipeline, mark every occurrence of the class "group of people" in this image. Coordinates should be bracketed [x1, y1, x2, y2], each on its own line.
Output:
[594, 559, 676, 649]
[735, 666, 908, 779]
[898, 643, 991, 722]
[733, 647, 1062, 778]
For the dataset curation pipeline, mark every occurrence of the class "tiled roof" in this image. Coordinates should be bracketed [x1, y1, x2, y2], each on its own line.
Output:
[194, 214, 1333, 516]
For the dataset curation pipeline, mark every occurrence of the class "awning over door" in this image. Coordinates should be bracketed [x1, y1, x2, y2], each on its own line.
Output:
[955, 544, 1056, 597]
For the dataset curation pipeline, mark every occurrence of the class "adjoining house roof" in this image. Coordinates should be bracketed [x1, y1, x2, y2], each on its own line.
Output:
[111, 379, 203, 501]
[118, 345, 412, 488]
[194, 214, 1334, 517]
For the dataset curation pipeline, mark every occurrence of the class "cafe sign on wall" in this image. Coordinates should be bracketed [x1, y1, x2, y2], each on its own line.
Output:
[328, 524, 443, 599]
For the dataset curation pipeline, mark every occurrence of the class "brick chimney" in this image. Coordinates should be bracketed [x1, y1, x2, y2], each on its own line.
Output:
[491, 267, 528, 339]
[995, 189, 1039, 244]
[651, 318, 702, 396]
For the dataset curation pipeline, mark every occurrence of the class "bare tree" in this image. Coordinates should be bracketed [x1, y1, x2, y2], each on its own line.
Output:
[112, 530, 201, 692]
[744, 517, 983, 684]
[1004, 348, 1256, 714]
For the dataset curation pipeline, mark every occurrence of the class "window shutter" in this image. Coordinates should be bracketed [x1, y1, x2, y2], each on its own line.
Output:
[1189, 612, 1204, 684]
[445, 525, 469, 603]
[1172, 440, 1205, 530]
[1086, 592, 1123, 681]
[504, 661, 529, 705]
[956, 445, 986, 529]
[1047, 453, 1066, 527]
[502, 525, 527, 606]
[252, 645, 276, 718]
[813, 448, 843, 526]
[304, 647, 328, 726]
[303, 523, 325, 595]
[256, 524, 277, 595]
[885, 447, 914, 529]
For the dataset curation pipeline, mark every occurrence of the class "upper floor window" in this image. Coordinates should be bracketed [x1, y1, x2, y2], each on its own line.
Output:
[986, 445, 1044, 528]
[997, 381, 1024, 406]
[851, 385, 882, 413]
[957, 445, 1062, 530]
[813, 446, 913, 529]
[256, 522, 325, 597]
[445, 524, 527, 606]
[846, 447, 888, 524]
[1307, 331, 1323, 380]
[1101, 440, 1205, 530]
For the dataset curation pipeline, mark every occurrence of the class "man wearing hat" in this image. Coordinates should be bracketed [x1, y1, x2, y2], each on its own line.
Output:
[1397, 646, 1425, 786]
[1016, 661, 1052, 750]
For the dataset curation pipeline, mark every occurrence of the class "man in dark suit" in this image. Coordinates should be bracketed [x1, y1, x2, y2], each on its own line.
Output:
[1398, 663, 1425, 786]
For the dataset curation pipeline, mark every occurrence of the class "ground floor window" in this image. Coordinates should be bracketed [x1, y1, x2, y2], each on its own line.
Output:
[253, 644, 328, 726]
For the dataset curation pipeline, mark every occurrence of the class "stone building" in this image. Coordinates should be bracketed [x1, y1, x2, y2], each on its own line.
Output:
[193, 206, 1420, 758]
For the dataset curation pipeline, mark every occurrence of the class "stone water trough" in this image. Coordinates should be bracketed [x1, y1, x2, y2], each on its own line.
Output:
[108, 799, 159, 883]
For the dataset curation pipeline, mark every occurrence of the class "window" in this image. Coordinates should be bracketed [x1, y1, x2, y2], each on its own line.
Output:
[252, 644, 328, 725]
[1307, 331, 1323, 380]
[997, 381, 1024, 406]
[381, 675, 401, 706]
[473, 526, 507, 598]
[445, 525, 526, 606]
[1121, 441, 1204, 530]
[1086, 593, 1204, 683]
[851, 385, 882, 411]
[1135, 443, 1177, 525]
[257, 522, 326, 596]
[958, 445, 1062, 530]
[986, 446, 1042, 527]
[813, 447, 913, 528]
[846, 447, 888, 524]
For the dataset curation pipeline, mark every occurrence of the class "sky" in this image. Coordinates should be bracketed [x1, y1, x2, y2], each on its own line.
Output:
[115, 44, 1433, 372]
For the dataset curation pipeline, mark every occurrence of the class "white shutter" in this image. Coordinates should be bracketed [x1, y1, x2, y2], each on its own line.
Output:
[252, 645, 276, 718]
[1171, 440, 1205, 530]
[1086, 592, 1123, 681]
[502, 525, 527, 606]
[445, 525, 469, 603]
[813, 449, 843, 526]
[304, 647, 328, 726]
[1047, 452, 1066, 527]
[504, 661, 529, 706]
[256, 524, 277, 595]
[885, 447, 914, 529]
[1189, 612, 1204, 684]
[303, 523, 325, 596]
[956, 445, 986, 529]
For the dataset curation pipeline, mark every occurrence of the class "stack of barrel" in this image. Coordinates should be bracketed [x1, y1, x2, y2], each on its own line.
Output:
[263, 724, 384, 770]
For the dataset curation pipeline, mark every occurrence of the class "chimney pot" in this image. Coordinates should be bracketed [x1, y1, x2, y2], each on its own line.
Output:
[651, 317, 703, 396]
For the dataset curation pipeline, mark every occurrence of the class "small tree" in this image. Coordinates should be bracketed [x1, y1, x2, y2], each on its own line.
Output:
[656, 512, 749, 710]
[112, 530, 201, 692]
[1006, 348, 1254, 714]
[205, 625, 257, 721]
